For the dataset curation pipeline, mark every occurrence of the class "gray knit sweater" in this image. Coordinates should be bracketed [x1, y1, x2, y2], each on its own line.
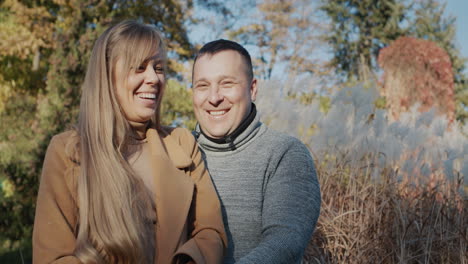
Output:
[194, 112, 321, 264]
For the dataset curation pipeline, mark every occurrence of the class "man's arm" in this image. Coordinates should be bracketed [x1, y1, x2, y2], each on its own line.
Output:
[237, 140, 321, 264]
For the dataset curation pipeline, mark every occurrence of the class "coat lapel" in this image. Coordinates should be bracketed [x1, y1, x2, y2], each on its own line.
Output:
[146, 128, 194, 262]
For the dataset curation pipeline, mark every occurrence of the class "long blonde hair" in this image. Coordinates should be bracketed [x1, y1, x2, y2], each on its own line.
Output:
[75, 20, 166, 263]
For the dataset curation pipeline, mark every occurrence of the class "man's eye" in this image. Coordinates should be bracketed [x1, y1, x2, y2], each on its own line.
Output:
[221, 81, 234, 86]
[195, 84, 208, 90]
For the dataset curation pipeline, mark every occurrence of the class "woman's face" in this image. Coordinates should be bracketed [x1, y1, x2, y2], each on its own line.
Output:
[114, 54, 165, 123]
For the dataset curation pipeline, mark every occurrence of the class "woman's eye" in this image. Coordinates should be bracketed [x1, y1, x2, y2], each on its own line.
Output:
[154, 66, 164, 73]
[136, 65, 146, 72]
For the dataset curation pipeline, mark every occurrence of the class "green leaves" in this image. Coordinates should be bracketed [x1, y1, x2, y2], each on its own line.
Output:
[321, 0, 408, 80]
[161, 79, 196, 129]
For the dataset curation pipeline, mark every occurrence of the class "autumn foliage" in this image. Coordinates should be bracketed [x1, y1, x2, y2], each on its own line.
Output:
[378, 36, 455, 121]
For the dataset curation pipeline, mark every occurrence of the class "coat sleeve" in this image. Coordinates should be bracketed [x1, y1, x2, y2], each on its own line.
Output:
[173, 130, 227, 264]
[237, 140, 321, 264]
[33, 135, 82, 264]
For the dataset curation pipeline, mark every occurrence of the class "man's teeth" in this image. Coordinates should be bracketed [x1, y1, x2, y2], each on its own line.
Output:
[209, 110, 226, 116]
[137, 93, 156, 99]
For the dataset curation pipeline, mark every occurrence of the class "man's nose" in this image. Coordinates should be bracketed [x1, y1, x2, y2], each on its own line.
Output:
[208, 86, 224, 105]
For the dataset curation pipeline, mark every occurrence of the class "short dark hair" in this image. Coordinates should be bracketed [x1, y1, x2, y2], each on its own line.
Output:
[193, 39, 253, 81]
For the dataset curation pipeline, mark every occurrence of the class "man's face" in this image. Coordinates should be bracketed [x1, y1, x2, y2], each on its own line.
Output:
[192, 50, 257, 139]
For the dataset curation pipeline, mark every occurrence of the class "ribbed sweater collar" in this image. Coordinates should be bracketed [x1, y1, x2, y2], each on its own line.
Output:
[194, 104, 262, 152]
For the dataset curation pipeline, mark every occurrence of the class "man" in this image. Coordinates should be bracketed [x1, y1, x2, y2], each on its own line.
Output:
[191, 39, 321, 264]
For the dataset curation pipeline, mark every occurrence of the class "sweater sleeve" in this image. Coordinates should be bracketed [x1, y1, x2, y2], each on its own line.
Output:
[237, 140, 321, 264]
[173, 129, 227, 264]
[33, 135, 81, 264]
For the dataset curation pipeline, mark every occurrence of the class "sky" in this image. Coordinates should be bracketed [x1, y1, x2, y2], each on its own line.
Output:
[189, 0, 468, 75]
[445, 0, 468, 68]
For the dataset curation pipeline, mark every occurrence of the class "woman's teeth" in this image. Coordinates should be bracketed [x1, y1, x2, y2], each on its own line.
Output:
[137, 93, 156, 99]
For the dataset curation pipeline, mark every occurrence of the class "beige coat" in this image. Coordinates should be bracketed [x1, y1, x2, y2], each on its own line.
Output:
[33, 127, 226, 264]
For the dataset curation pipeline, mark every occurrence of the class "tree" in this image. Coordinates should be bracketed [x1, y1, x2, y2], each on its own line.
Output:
[410, 0, 468, 121]
[320, 0, 408, 81]
[321, 0, 467, 122]
[162, 79, 197, 129]
[0, 1, 59, 253]
[0, 0, 55, 112]
[229, 0, 327, 80]
[378, 36, 455, 121]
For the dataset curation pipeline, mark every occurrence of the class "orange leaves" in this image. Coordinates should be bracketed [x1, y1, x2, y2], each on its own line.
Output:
[0, 0, 54, 59]
[378, 36, 455, 122]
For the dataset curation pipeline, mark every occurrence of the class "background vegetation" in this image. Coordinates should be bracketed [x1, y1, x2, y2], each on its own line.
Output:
[0, 0, 466, 263]
[256, 82, 467, 263]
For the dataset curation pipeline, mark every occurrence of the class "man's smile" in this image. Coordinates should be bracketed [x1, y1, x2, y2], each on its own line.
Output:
[207, 109, 229, 118]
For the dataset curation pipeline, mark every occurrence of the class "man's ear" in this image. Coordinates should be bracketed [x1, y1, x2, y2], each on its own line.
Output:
[250, 78, 258, 101]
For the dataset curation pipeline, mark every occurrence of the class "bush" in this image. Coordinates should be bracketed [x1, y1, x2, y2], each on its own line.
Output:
[378, 37, 456, 122]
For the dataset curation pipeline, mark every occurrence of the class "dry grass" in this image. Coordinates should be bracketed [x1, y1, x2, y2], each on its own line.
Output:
[255, 80, 467, 263]
[303, 162, 467, 264]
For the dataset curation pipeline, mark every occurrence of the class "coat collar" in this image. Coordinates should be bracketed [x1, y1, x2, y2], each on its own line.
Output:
[151, 127, 192, 168]
[146, 128, 194, 262]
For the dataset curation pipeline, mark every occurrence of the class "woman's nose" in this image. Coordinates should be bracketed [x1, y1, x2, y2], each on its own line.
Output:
[145, 67, 161, 85]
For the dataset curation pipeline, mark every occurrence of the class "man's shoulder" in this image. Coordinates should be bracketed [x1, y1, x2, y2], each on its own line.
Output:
[260, 126, 309, 153]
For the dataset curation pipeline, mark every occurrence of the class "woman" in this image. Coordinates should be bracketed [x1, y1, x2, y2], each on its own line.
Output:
[33, 20, 226, 264]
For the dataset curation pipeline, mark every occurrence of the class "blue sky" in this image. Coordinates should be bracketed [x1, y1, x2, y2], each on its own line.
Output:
[189, 0, 468, 75]
[445, 0, 468, 65]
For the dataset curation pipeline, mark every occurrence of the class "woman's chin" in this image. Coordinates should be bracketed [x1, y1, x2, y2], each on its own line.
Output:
[126, 110, 156, 124]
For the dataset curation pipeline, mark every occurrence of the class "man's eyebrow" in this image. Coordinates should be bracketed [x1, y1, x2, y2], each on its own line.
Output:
[194, 75, 238, 84]
[218, 75, 237, 80]
[193, 78, 209, 84]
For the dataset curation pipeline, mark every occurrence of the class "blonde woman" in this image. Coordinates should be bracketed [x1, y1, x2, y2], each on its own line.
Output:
[33, 20, 226, 264]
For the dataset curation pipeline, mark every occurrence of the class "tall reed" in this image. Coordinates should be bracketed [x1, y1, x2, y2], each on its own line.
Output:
[256, 80, 467, 263]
